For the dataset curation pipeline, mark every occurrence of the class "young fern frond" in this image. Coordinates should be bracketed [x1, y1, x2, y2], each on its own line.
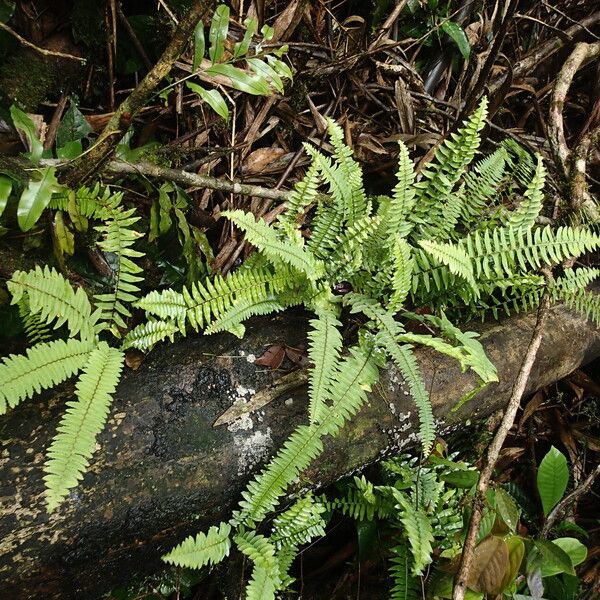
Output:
[271, 495, 326, 549]
[162, 523, 232, 569]
[307, 201, 344, 258]
[0, 339, 94, 414]
[507, 155, 546, 230]
[384, 141, 416, 241]
[388, 237, 414, 312]
[94, 207, 144, 336]
[278, 158, 321, 227]
[328, 215, 381, 277]
[411, 97, 488, 236]
[44, 342, 124, 511]
[325, 118, 368, 224]
[7, 266, 96, 340]
[122, 320, 180, 351]
[307, 307, 343, 423]
[224, 209, 324, 280]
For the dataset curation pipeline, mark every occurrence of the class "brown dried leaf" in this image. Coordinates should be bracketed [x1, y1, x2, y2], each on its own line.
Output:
[285, 346, 309, 368]
[125, 349, 145, 371]
[254, 344, 286, 369]
[519, 390, 545, 430]
[241, 147, 287, 175]
[467, 536, 509, 594]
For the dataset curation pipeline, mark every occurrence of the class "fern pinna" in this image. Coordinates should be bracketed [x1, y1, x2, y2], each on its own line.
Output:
[148, 98, 599, 598]
[0, 186, 144, 511]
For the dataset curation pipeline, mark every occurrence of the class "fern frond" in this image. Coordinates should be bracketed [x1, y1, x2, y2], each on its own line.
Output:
[307, 201, 344, 258]
[0, 339, 93, 414]
[307, 307, 343, 423]
[411, 97, 488, 236]
[94, 207, 144, 335]
[162, 523, 232, 568]
[7, 266, 95, 340]
[17, 298, 52, 344]
[388, 236, 414, 312]
[245, 566, 277, 600]
[328, 215, 381, 277]
[236, 344, 378, 526]
[44, 342, 124, 511]
[556, 287, 600, 325]
[235, 531, 281, 599]
[49, 184, 121, 219]
[389, 537, 420, 600]
[419, 239, 477, 293]
[502, 138, 535, 187]
[272, 495, 326, 549]
[461, 147, 507, 227]
[278, 158, 321, 227]
[122, 320, 180, 351]
[394, 492, 434, 576]
[325, 118, 368, 224]
[507, 155, 546, 230]
[384, 141, 416, 241]
[224, 210, 324, 281]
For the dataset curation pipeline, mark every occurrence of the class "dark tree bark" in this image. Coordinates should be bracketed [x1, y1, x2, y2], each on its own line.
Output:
[0, 304, 599, 599]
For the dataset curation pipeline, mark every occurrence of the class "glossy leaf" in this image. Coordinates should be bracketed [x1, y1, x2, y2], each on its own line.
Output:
[192, 19, 205, 70]
[234, 17, 257, 58]
[56, 101, 92, 148]
[0, 174, 12, 217]
[537, 446, 569, 516]
[540, 538, 586, 577]
[10, 105, 43, 164]
[496, 535, 525, 594]
[186, 81, 229, 120]
[441, 20, 470, 59]
[495, 486, 520, 532]
[205, 63, 271, 95]
[247, 58, 283, 94]
[17, 167, 60, 231]
[533, 539, 575, 576]
[208, 4, 229, 63]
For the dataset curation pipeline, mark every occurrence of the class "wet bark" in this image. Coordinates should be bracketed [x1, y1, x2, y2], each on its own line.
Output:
[1, 304, 599, 599]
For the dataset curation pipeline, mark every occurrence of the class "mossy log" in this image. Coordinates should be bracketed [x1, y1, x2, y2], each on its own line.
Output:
[1, 304, 599, 599]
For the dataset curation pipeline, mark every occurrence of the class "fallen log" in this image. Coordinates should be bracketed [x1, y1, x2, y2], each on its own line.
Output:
[1, 304, 599, 599]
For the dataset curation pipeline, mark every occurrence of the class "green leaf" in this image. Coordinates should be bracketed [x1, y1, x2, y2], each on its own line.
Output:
[537, 446, 569, 516]
[540, 538, 587, 577]
[234, 17, 257, 58]
[192, 19, 205, 70]
[56, 140, 83, 160]
[0, 1, 15, 22]
[10, 105, 43, 163]
[163, 523, 232, 568]
[205, 63, 271, 95]
[533, 539, 575, 576]
[0, 174, 12, 217]
[17, 166, 60, 231]
[56, 100, 92, 148]
[495, 486, 520, 532]
[186, 82, 229, 120]
[208, 4, 229, 63]
[441, 20, 470, 59]
[54, 211, 74, 256]
[247, 58, 284, 94]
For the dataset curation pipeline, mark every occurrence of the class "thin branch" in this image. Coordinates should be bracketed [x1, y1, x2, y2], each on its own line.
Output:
[0, 21, 86, 63]
[541, 463, 600, 537]
[452, 287, 553, 600]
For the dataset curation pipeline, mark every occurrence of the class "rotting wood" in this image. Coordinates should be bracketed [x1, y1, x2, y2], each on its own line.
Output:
[0, 303, 599, 599]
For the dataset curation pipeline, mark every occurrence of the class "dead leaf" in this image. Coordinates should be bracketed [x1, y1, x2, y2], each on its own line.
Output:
[241, 147, 287, 175]
[125, 349, 145, 370]
[467, 536, 509, 594]
[285, 346, 310, 368]
[254, 344, 286, 369]
[519, 390, 545, 430]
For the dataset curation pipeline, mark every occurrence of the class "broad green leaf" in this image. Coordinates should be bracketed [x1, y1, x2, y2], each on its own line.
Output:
[17, 166, 60, 231]
[10, 105, 43, 164]
[234, 17, 257, 58]
[537, 446, 569, 516]
[186, 81, 229, 120]
[247, 58, 283, 94]
[441, 20, 471, 60]
[56, 101, 92, 148]
[266, 55, 293, 80]
[440, 469, 478, 488]
[192, 19, 205, 70]
[540, 538, 587, 577]
[260, 24, 274, 41]
[208, 4, 229, 63]
[56, 140, 83, 160]
[533, 539, 575, 576]
[0, 174, 12, 217]
[495, 486, 520, 532]
[205, 63, 271, 95]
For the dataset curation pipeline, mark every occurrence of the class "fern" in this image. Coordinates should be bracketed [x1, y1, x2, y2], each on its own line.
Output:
[389, 538, 420, 600]
[278, 158, 321, 227]
[7, 266, 96, 340]
[122, 320, 180, 351]
[507, 154, 546, 230]
[384, 141, 417, 241]
[271, 495, 326, 549]
[17, 298, 52, 344]
[0, 339, 94, 414]
[162, 523, 232, 568]
[43, 343, 124, 511]
[94, 206, 144, 336]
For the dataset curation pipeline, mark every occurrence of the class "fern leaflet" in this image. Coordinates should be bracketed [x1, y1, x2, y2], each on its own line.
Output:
[162, 523, 232, 568]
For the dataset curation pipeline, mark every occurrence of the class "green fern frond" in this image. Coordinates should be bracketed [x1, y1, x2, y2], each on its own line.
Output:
[94, 207, 144, 335]
[328, 215, 381, 277]
[307, 307, 343, 423]
[162, 523, 232, 568]
[419, 239, 477, 293]
[411, 97, 488, 235]
[430, 184, 466, 241]
[235, 531, 281, 599]
[245, 566, 278, 600]
[0, 339, 94, 414]
[389, 538, 420, 600]
[325, 118, 368, 224]
[278, 158, 321, 227]
[394, 491, 434, 576]
[122, 320, 180, 351]
[17, 298, 52, 344]
[307, 201, 344, 258]
[556, 287, 600, 325]
[44, 342, 124, 511]
[49, 184, 121, 219]
[507, 155, 546, 230]
[461, 147, 507, 227]
[502, 138, 535, 187]
[7, 266, 95, 340]
[224, 210, 324, 281]
[272, 495, 326, 549]
[388, 237, 414, 312]
[383, 141, 416, 241]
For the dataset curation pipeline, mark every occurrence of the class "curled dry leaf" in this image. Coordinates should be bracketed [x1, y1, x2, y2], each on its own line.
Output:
[254, 344, 286, 369]
[241, 147, 287, 175]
